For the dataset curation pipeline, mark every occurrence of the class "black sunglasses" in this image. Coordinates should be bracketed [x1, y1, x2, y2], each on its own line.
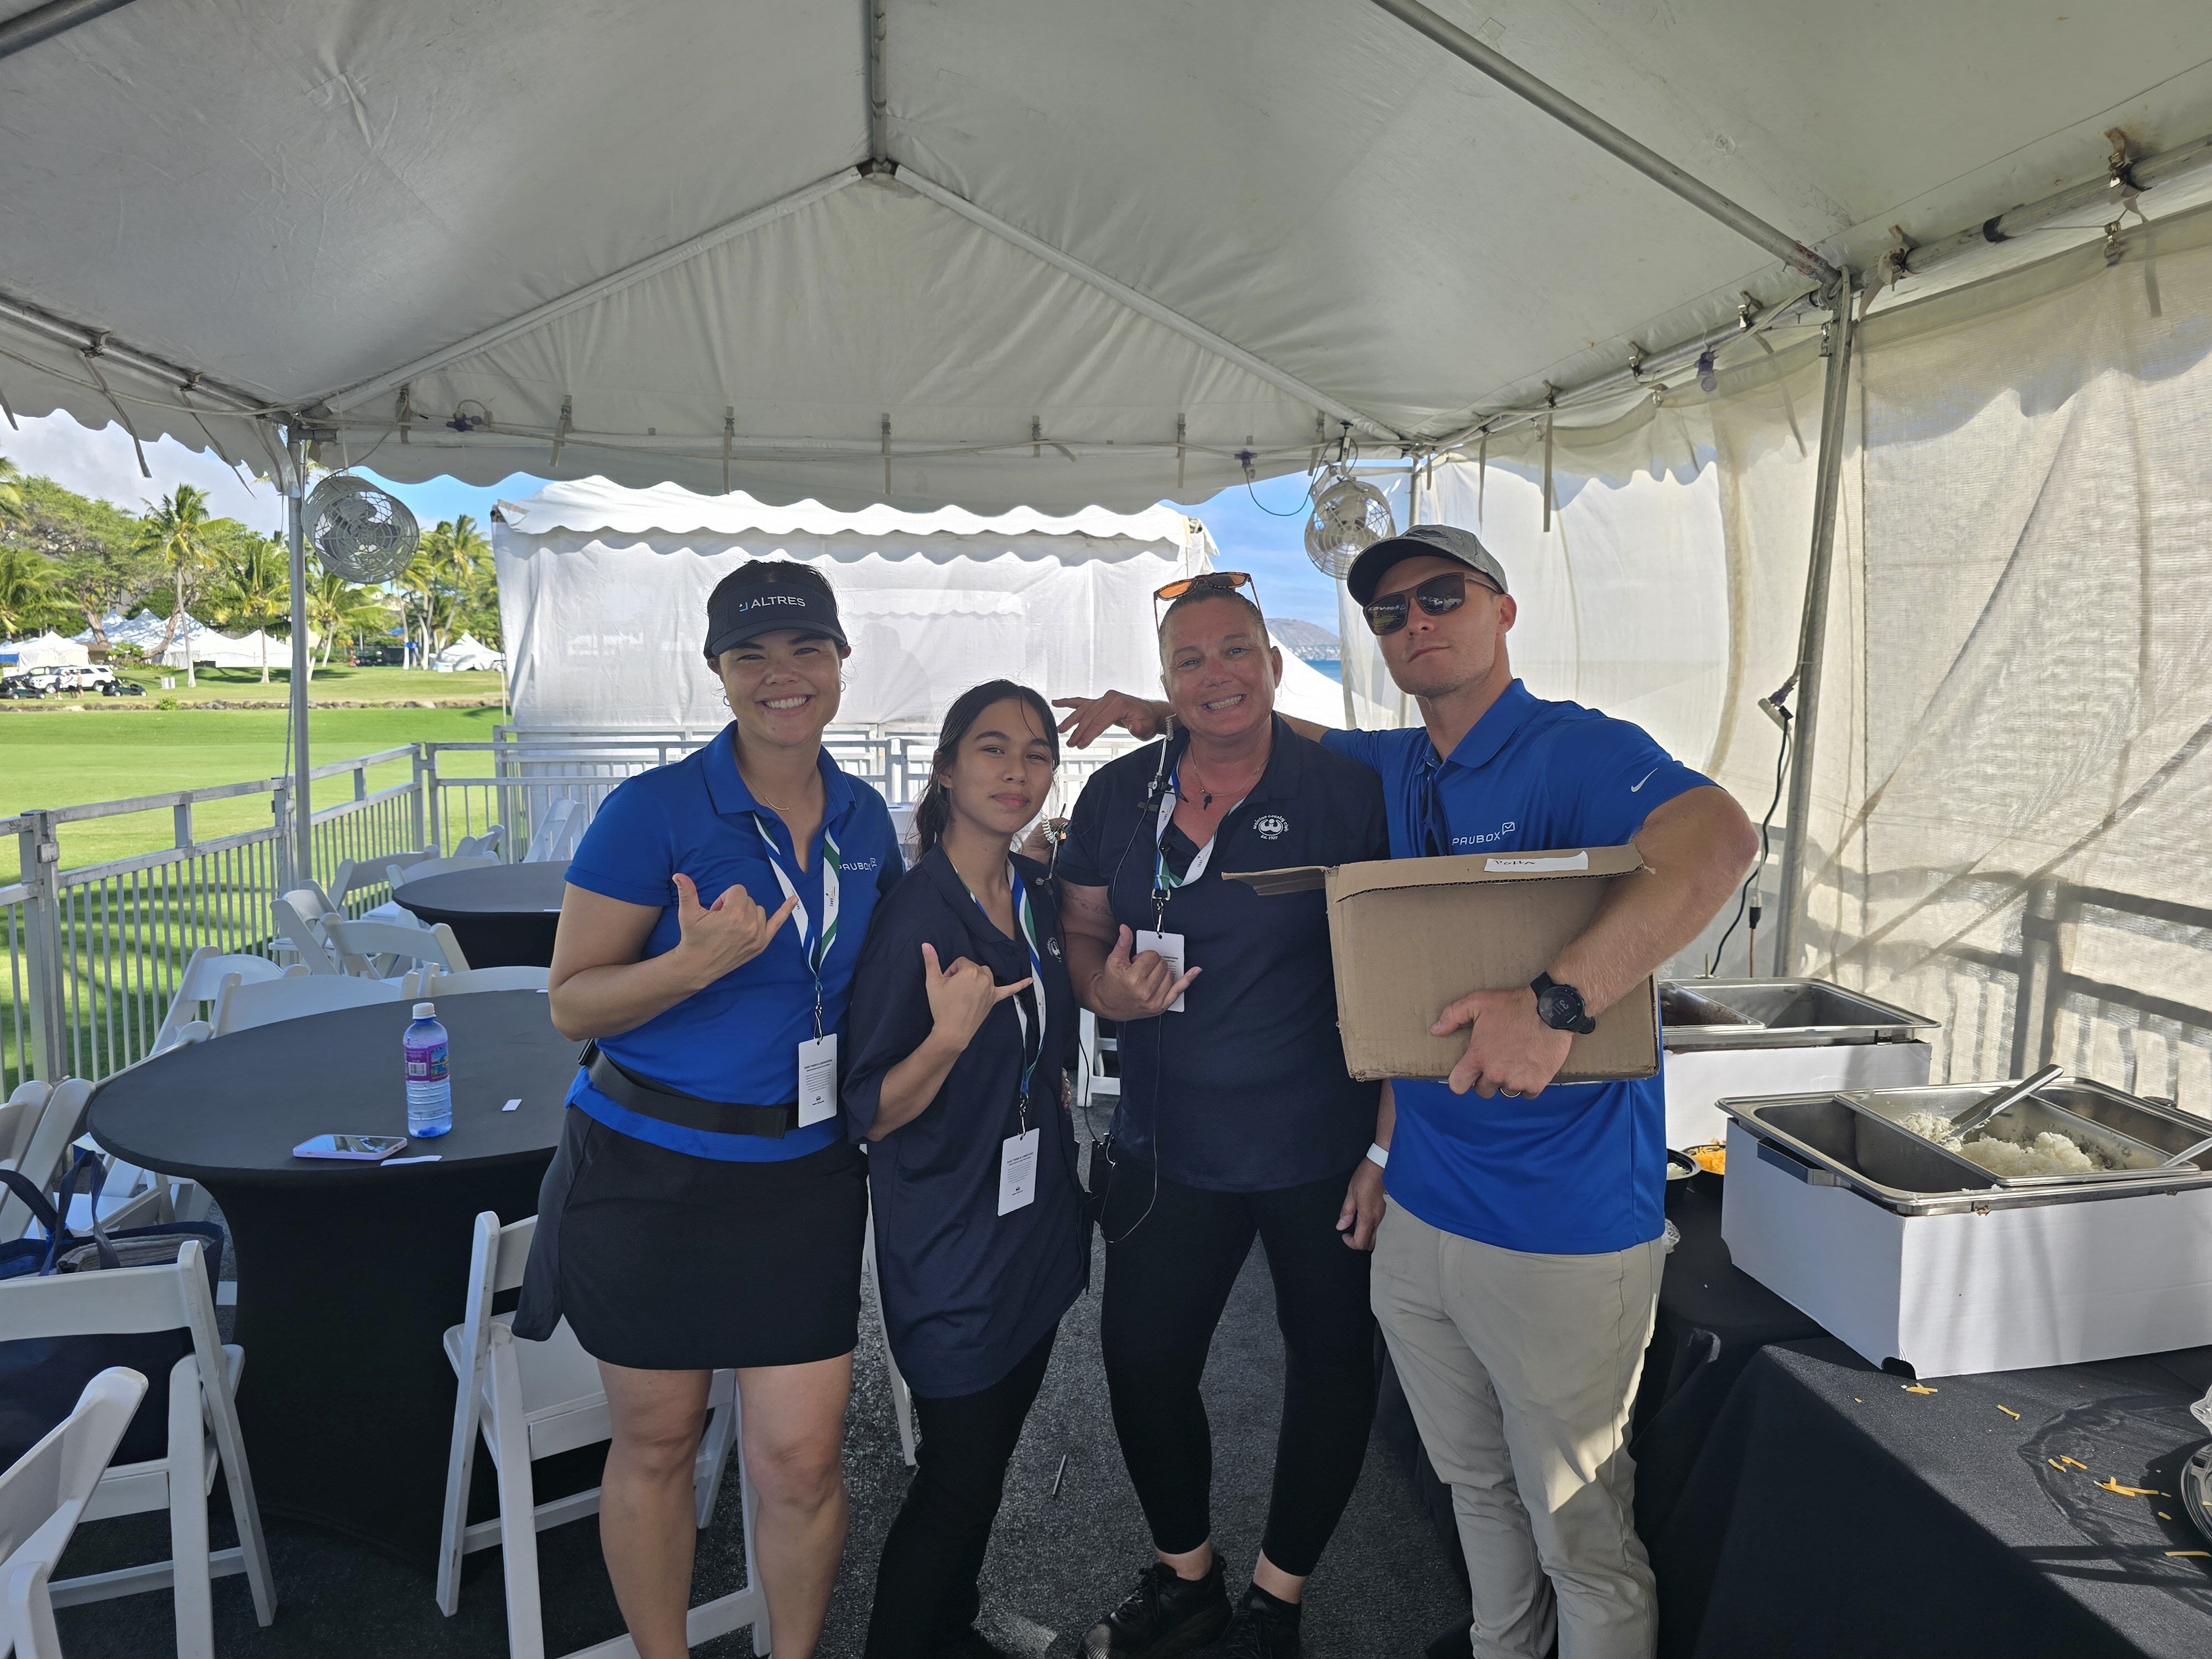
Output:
[1361, 571, 1498, 637]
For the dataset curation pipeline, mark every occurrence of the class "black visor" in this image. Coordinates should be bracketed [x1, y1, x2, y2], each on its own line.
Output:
[703, 564, 848, 659]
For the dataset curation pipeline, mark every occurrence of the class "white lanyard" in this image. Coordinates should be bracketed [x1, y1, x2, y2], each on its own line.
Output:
[752, 815, 841, 1037]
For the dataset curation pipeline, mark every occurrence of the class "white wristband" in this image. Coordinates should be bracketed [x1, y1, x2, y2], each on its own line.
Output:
[1365, 1141, 1389, 1170]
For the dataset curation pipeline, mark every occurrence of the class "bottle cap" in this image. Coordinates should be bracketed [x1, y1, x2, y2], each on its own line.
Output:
[413, 1002, 436, 1019]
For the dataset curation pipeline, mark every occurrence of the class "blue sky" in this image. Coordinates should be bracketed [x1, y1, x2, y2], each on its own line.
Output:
[3, 411, 1351, 635]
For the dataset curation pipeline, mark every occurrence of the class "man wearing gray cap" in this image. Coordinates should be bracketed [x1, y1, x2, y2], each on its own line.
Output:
[1057, 525, 1755, 1659]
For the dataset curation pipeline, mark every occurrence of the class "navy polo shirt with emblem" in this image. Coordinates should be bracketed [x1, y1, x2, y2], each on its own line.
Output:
[1056, 716, 1387, 1192]
[1323, 680, 1712, 1254]
[560, 724, 903, 1161]
[844, 847, 1084, 1396]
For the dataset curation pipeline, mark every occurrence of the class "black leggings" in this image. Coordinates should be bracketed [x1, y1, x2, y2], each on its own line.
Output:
[864, 1328, 1057, 1658]
[1095, 1152, 1377, 1578]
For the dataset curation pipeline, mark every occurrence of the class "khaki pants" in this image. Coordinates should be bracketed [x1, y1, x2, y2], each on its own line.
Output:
[1373, 1199, 1664, 1659]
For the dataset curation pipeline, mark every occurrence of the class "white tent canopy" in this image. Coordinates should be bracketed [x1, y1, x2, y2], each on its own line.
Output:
[494, 477, 1365, 729]
[2, 632, 91, 668]
[434, 633, 504, 673]
[6, 2, 2212, 510]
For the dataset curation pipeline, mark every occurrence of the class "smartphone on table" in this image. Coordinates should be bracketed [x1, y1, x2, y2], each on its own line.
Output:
[293, 1134, 408, 1161]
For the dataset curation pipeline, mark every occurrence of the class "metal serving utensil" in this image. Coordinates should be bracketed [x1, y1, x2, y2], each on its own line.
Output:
[1945, 1064, 2064, 1141]
[2160, 1131, 2212, 1170]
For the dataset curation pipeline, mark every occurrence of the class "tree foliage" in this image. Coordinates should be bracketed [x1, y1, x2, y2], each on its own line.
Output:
[2, 476, 155, 644]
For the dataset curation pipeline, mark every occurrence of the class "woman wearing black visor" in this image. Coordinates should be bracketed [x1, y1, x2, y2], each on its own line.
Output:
[844, 681, 1086, 1659]
[1050, 575, 1390, 1659]
[521, 561, 902, 1659]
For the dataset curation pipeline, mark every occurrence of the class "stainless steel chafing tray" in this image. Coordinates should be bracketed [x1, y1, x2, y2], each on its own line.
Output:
[1660, 978, 1938, 1051]
[1719, 1077, 2212, 1215]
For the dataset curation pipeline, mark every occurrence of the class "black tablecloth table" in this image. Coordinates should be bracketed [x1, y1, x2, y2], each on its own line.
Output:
[395, 859, 570, 968]
[88, 989, 579, 1562]
[1650, 1336, 2212, 1658]
[1629, 1172, 1825, 1533]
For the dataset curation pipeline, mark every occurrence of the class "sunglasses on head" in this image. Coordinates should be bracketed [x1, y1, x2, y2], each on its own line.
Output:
[1153, 570, 1262, 628]
[1360, 571, 1500, 637]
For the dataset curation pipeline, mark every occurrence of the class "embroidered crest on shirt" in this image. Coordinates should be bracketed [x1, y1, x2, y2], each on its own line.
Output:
[1047, 936, 1064, 958]
[1254, 813, 1290, 840]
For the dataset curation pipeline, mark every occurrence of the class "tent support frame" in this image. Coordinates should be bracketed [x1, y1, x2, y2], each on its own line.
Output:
[893, 167, 1399, 442]
[1770, 276, 1858, 975]
[1371, 0, 1840, 285]
[283, 425, 314, 890]
[0, 0, 138, 63]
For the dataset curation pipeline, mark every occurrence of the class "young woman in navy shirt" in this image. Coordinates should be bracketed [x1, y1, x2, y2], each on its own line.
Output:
[519, 561, 901, 1659]
[843, 681, 1084, 1659]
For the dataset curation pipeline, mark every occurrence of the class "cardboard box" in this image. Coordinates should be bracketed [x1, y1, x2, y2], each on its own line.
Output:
[1227, 846, 1660, 1084]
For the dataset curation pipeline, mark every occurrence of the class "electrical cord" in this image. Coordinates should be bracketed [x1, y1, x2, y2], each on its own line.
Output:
[1712, 705, 1790, 973]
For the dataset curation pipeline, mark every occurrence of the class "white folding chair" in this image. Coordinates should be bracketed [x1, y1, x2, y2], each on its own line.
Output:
[0, 1241, 277, 1658]
[1, 1081, 91, 1243]
[272, 890, 342, 975]
[322, 916, 471, 982]
[0, 1080, 51, 1170]
[862, 1201, 919, 1468]
[1, 1368, 150, 1659]
[1075, 1008, 1121, 1110]
[436, 1211, 764, 1659]
[405, 964, 551, 998]
[211, 972, 401, 1036]
[452, 826, 506, 860]
[389, 853, 498, 889]
[331, 847, 439, 914]
[521, 799, 579, 865]
[154, 950, 286, 1056]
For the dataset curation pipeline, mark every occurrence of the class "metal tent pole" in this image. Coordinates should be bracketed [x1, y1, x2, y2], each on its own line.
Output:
[1771, 276, 1859, 973]
[1370, 0, 1840, 285]
[284, 426, 314, 890]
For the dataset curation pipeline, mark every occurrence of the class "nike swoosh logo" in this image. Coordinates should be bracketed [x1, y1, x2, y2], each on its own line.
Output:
[1630, 768, 1658, 792]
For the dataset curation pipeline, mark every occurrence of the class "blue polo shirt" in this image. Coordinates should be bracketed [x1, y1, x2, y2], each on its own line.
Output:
[1323, 681, 1712, 1254]
[1057, 717, 1387, 1192]
[561, 725, 902, 1161]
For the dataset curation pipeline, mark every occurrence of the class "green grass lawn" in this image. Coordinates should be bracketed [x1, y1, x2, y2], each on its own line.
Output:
[0, 705, 504, 880]
[83, 662, 509, 706]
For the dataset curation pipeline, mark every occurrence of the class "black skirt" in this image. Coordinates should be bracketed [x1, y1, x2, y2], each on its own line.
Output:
[515, 1107, 868, 1371]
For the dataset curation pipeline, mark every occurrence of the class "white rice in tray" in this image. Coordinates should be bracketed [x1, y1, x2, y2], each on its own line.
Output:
[1894, 1110, 2107, 1177]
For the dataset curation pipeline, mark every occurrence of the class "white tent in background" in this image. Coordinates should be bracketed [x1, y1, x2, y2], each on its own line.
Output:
[494, 478, 1385, 730]
[3, 632, 92, 668]
[434, 633, 504, 673]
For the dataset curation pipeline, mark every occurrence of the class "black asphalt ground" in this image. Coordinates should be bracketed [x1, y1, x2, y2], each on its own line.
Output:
[50, 1138, 1467, 1657]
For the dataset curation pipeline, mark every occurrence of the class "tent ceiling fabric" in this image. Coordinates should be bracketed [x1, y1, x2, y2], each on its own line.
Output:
[5, 0, 2212, 509]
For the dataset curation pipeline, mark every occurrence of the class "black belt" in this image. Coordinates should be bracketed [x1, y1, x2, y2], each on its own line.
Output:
[580, 1041, 799, 1139]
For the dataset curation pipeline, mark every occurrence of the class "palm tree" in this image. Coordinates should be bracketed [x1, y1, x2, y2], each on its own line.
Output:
[401, 515, 493, 664]
[0, 456, 28, 533]
[133, 483, 215, 686]
[305, 569, 390, 673]
[202, 534, 290, 683]
[0, 545, 60, 637]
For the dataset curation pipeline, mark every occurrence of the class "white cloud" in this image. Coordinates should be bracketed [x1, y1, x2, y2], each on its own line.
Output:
[1, 409, 281, 528]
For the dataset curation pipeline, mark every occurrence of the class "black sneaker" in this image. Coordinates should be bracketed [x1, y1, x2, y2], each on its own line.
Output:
[1082, 1557, 1232, 1658]
[1203, 1587, 1301, 1658]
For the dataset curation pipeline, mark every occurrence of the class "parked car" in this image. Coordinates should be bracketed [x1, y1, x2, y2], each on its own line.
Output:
[102, 678, 145, 697]
[1, 675, 44, 700]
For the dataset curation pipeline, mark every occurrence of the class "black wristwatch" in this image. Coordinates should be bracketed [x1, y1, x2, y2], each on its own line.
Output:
[1531, 973, 1597, 1035]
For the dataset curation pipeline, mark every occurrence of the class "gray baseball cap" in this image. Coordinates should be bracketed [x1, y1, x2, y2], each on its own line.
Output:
[1345, 524, 1509, 605]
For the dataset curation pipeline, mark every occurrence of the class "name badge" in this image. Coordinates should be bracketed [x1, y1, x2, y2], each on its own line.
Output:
[797, 1034, 838, 1126]
[1135, 929, 1188, 1014]
[998, 1127, 1041, 1215]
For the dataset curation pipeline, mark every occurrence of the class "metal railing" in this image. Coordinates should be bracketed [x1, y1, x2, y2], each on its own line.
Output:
[1834, 873, 2212, 1119]
[3, 748, 427, 1092]
[4, 724, 1141, 1091]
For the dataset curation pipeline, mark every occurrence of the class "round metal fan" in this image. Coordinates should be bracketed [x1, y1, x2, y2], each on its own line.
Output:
[304, 474, 419, 583]
[1303, 470, 1396, 579]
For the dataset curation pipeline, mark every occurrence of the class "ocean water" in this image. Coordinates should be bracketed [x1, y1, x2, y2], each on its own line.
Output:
[1311, 659, 1342, 682]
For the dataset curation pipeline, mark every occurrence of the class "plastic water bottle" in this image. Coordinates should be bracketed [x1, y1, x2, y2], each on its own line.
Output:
[405, 1001, 453, 1138]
